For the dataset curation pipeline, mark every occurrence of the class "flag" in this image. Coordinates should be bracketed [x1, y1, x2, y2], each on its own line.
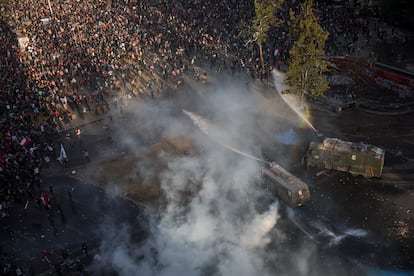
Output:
[42, 251, 52, 263]
[40, 18, 51, 25]
[41, 192, 51, 209]
[41, 192, 49, 206]
[59, 144, 67, 161]
[20, 137, 31, 147]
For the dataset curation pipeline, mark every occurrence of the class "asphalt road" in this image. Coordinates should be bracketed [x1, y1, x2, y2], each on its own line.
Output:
[0, 173, 147, 275]
[2, 67, 413, 275]
[174, 73, 414, 272]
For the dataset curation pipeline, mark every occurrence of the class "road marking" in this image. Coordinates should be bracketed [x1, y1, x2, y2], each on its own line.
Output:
[123, 196, 148, 208]
[65, 173, 83, 182]
[65, 224, 86, 237]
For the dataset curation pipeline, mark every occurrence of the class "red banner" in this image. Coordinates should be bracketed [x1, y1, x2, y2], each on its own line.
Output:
[329, 57, 414, 99]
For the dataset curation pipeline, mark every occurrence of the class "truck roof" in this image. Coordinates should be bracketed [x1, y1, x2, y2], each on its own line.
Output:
[262, 163, 308, 191]
[317, 138, 385, 160]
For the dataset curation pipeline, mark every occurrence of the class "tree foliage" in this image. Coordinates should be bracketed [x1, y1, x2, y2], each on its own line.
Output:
[285, 0, 329, 102]
[241, 0, 284, 75]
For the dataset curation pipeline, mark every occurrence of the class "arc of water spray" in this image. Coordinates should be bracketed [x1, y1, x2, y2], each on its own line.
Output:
[272, 70, 318, 132]
[183, 110, 269, 164]
[286, 208, 317, 242]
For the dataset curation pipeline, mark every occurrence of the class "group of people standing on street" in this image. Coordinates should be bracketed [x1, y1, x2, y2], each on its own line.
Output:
[0, 0, 405, 273]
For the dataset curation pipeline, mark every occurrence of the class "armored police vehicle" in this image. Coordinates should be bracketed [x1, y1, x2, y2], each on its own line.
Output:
[260, 162, 311, 207]
[306, 138, 385, 178]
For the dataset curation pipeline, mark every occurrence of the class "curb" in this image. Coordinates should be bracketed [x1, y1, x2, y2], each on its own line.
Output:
[357, 107, 414, 116]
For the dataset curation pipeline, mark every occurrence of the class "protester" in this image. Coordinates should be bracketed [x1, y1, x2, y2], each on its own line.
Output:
[0, 0, 400, 272]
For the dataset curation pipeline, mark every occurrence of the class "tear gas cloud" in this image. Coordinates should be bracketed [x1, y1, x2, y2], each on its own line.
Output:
[90, 77, 320, 276]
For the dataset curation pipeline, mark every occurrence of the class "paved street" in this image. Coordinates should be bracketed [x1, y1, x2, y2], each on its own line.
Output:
[1, 0, 414, 275]
[1, 72, 413, 275]
[0, 58, 411, 275]
[0, 172, 147, 274]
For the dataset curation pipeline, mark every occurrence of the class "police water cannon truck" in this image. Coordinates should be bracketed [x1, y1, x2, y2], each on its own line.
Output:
[306, 137, 385, 178]
[259, 162, 311, 207]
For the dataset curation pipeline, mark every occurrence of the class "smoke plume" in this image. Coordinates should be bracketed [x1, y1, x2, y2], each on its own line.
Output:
[89, 76, 324, 275]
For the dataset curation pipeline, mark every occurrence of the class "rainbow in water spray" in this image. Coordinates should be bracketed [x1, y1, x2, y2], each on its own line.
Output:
[272, 69, 318, 132]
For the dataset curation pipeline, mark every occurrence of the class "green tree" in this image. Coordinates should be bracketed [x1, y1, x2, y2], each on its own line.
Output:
[285, 0, 329, 104]
[241, 0, 284, 77]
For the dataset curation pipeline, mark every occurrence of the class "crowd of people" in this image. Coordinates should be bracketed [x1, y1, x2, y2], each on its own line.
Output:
[0, 0, 402, 273]
[0, 0, 283, 227]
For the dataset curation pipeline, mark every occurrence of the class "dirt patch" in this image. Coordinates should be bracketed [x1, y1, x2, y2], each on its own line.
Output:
[147, 136, 197, 157]
[88, 154, 161, 200]
[80, 135, 198, 203]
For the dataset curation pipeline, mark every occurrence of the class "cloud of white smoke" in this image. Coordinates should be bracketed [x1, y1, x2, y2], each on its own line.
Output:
[91, 76, 319, 276]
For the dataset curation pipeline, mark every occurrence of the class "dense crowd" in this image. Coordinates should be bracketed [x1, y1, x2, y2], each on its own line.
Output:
[0, 0, 402, 273]
[0, 0, 400, 223]
[0, 0, 279, 225]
